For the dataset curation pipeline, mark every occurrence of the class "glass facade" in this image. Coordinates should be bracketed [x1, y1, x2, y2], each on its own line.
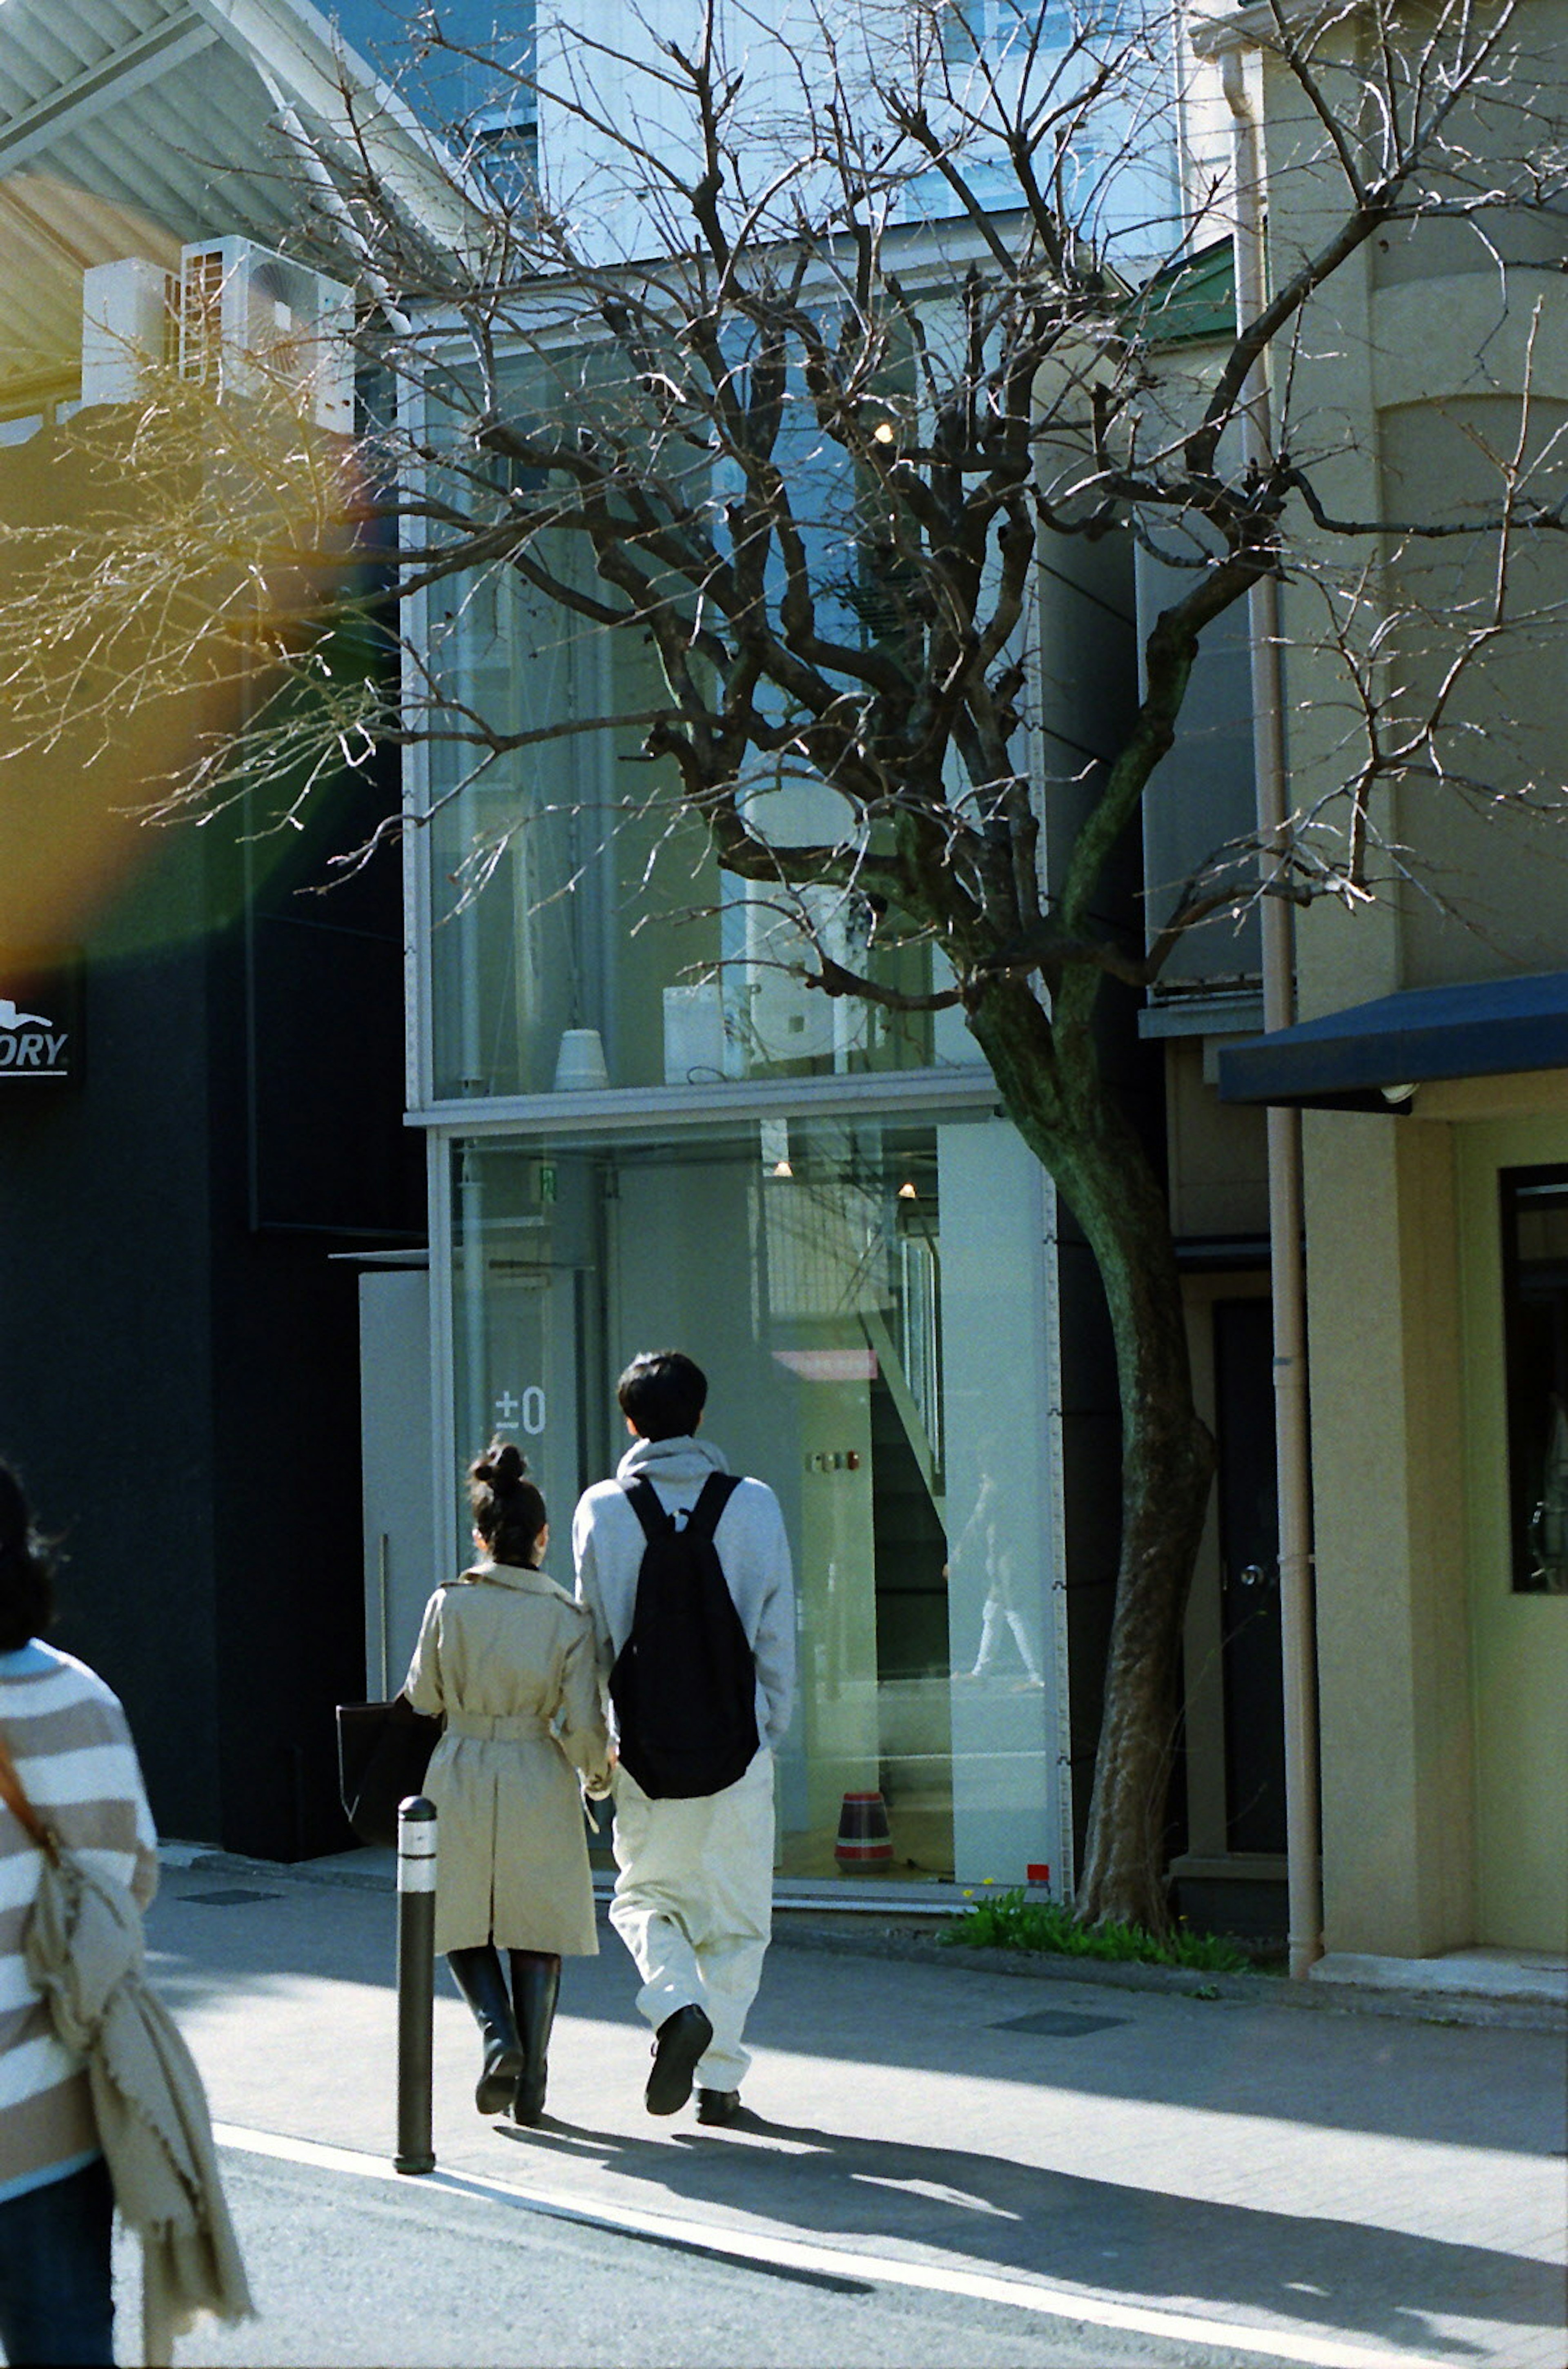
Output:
[413, 353, 1075, 1895]
[417, 356, 966, 1105]
[443, 1110, 1070, 1890]
[422, 573, 952, 1099]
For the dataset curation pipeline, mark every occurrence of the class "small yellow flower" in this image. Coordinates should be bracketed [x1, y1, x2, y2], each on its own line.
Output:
[962, 1889, 973, 1899]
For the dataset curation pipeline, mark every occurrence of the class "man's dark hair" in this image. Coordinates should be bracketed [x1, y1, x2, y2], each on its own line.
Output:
[618, 1351, 708, 1442]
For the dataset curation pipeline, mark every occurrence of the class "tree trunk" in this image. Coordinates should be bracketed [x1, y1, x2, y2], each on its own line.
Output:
[968, 976, 1214, 1932]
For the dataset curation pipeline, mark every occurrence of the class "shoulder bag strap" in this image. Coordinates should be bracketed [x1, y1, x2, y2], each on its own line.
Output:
[0, 1728, 58, 1859]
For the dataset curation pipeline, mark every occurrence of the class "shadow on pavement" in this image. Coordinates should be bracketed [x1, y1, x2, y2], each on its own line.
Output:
[146, 1881, 1565, 2162]
[493, 2108, 1548, 2363]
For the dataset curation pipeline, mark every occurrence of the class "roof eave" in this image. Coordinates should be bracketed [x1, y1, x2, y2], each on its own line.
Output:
[187, 0, 483, 252]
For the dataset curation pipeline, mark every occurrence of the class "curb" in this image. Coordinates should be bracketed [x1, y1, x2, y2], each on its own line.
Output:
[164, 1846, 395, 1898]
[163, 1848, 1566, 2036]
[768, 1920, 1568, 2032]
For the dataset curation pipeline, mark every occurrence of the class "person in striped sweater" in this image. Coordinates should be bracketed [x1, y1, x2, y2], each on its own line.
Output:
[0, 1463, 158, 2367]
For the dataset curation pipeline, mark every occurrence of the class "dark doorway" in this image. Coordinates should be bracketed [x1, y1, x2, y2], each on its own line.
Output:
[1214, 1298, 1287, 1853]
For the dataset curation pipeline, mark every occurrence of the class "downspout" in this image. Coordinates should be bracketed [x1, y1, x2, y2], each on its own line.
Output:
[1222, 48, 1324, 1979]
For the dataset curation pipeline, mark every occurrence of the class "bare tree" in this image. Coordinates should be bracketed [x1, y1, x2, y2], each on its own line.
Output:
[2, 0, 1564, 1926]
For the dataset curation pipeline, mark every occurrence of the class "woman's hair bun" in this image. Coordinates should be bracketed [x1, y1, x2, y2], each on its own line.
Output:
[466, 1439, 546, 1567]
[472, 1439, 527, 1493]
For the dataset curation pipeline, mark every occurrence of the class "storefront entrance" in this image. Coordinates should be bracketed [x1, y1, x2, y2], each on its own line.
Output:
[438, 1112, 1072, 1893]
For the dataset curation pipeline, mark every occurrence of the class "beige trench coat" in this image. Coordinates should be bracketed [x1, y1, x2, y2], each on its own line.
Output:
[404, 1560, 611, 1956]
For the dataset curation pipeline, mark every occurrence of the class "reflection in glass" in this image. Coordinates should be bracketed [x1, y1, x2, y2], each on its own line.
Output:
[958, 1476, 1046, 1684]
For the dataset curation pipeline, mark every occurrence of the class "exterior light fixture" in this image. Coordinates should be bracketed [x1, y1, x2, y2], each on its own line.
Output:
[771, 1160, 793, 1177]
[898, 1181, 918, 1199]
[872, 421, 895, 444]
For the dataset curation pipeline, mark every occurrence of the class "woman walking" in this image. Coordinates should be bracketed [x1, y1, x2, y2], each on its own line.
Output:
[0, 1462, 158, 2365]
[405, 1442, 610, 2125]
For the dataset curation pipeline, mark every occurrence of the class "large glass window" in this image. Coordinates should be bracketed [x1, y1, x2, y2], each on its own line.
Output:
[419, 359, 956, 1103]
[447, 1112, 1068, 1887]
[1502, 1167, 1568, 1593]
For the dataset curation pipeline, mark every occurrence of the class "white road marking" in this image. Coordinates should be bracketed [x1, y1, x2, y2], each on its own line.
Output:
[212, 2121, 1450, 2369]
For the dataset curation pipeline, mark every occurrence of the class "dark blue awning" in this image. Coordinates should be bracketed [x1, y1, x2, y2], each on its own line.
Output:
[1216, 970, 1568, 1110]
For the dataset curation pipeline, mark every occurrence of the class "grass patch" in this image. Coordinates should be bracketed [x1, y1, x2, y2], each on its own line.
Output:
[940, 1887, 1250, 1975]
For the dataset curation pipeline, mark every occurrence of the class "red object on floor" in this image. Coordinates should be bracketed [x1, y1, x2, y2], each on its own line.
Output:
[835, 1790, 894, 1867]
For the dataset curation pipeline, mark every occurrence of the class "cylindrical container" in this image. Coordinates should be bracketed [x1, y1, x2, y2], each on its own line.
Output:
[552, 1028, 610, 1091]
[395, 1795, 437, 2175]
[834, 1789, 894, 1871]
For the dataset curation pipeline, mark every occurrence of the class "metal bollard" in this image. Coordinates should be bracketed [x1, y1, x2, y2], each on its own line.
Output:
[394, 1795, 437, 2175]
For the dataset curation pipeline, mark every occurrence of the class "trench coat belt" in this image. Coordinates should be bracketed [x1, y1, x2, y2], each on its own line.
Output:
[445, 1711, 549, 1741]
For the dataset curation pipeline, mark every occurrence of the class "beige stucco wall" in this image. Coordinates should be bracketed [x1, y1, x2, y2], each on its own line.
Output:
[1307, 1097, 1568, 1961]
[1253, 3, 1568, 1957]
[1304, 1110, 1476, 1954]
[1264, 2, 1568, 1007]
[1455, 1117, 1568, 1950]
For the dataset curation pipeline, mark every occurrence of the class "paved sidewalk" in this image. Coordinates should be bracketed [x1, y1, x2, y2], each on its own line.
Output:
[146, 1854, 1566, 2369]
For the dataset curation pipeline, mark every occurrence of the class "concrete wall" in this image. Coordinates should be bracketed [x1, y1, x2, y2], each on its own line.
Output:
[1165, 1039, 1270, 1240]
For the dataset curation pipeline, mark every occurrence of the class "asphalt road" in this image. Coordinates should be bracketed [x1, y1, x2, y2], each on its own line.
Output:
[114, 2144, 1299, 2369]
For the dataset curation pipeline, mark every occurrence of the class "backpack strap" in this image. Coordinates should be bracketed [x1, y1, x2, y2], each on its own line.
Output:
[683, 1471, 742, 1542]
[620, 1476, 674, 1544]
[619, 1471, 740, 1543]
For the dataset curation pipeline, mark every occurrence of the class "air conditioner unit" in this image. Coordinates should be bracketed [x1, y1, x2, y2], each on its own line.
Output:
[178, 238, 354, 434]
[81, 258, 174, 407]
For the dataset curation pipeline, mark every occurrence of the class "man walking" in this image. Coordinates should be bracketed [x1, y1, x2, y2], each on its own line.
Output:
[573, 1351, 794, 2126]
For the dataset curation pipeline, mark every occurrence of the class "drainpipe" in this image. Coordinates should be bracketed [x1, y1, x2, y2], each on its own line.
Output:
[1223, 49, 1324, 1979]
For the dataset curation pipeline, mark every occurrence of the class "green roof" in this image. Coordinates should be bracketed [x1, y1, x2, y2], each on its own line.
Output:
[1129, 238, 1237, 349]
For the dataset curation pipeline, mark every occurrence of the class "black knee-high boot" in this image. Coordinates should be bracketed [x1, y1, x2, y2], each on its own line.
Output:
[508, 1950, 561, 2126]
[448, 1943, 524, 2115]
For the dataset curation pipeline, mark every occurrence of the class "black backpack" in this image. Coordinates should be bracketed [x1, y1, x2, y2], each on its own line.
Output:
[608, 1471, 759, 1800]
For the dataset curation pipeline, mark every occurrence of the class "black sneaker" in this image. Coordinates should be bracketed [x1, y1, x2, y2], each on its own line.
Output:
[645, 2004, 713, 2116]
[696, 2087, 742, 2126]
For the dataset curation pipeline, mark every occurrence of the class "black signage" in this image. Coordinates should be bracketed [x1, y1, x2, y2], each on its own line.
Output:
[0, 954, 82, 1085]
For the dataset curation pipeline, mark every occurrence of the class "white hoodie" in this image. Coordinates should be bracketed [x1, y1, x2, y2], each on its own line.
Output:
[571, 1433, 795, 1752]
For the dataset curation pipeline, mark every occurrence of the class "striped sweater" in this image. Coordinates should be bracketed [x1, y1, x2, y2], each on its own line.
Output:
[0, 1641, 158, 2204]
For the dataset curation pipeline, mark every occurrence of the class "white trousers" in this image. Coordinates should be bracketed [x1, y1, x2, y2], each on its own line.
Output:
[608, 1748, 774, 2092]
